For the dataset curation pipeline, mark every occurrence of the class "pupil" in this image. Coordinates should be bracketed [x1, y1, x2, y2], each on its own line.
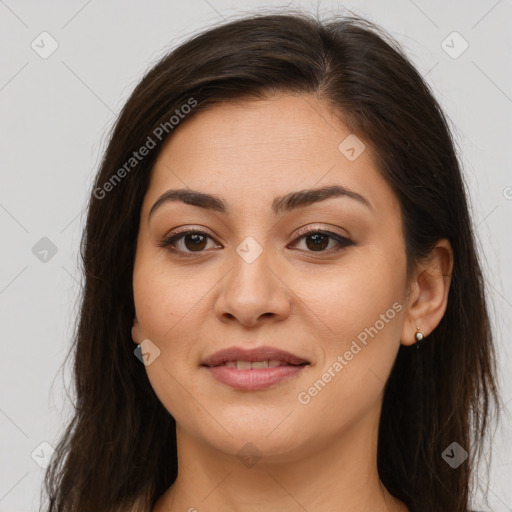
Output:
[306, 233, 328, 251]
[185, 234, 207, 251]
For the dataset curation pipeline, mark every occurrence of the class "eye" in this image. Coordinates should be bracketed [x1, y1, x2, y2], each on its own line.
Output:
[158, 229, 219, 258]
[158, 227, 354, 258]
[289, 229, 354, 254]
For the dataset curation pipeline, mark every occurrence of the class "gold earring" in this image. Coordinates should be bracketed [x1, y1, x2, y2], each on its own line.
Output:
[415, 326, 424, 343]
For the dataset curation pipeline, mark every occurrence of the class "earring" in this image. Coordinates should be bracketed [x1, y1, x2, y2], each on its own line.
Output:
[415, 326, 424, 348]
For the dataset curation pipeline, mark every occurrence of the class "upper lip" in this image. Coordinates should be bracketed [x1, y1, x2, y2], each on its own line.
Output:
[201, 345, 310, 367]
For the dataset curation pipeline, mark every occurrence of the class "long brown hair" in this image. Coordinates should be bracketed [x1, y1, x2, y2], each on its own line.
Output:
[41, 11, 500, 512]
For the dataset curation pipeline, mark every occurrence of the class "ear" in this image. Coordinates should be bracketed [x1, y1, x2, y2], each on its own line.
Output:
[400, 238, 453, 346]
[131, 316, 142, 345]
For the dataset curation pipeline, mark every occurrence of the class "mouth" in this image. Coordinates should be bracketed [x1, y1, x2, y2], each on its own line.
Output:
[205, 359, 308, 369]
[201, 345, 310, 368]
[201, 346, 310, 390]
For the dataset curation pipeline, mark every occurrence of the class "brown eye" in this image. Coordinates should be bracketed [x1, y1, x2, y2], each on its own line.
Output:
[159, 228, 353, 259]
[181, 233, 208, 251]
[291, 230, 354, 254]
[158, 230, 218, 257]
[304, 232, 330, 251]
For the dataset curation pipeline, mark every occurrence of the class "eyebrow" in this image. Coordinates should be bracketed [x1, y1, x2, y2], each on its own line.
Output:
[148, 184, 373, 219]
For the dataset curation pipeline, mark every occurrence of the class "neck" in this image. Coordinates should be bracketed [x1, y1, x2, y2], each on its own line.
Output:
[153, 405, 408, 512]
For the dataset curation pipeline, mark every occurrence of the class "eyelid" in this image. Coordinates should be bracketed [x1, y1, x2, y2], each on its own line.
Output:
[292, 223, 350, 240]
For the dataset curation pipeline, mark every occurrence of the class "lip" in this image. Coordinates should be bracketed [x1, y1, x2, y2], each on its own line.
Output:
[201, 345, 309, 367]
[204, 365, 308, 390]
[201, 345, 310, 391]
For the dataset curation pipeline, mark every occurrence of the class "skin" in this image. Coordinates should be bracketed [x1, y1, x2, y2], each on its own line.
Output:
[131, 93, 453, 512]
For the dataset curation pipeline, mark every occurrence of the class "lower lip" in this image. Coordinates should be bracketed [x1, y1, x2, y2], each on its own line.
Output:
[203, 364, 308, 390]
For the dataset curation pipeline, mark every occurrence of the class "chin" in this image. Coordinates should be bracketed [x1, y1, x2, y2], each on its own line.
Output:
[199, 421, 310, 461]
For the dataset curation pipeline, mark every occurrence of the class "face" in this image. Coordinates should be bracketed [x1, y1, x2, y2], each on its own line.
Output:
[132, 93, 410, 461]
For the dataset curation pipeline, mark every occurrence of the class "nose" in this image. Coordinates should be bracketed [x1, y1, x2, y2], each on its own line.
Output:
[214, 243, 291, 327]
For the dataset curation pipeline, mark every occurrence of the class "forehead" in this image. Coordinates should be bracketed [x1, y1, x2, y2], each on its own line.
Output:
[143, 94, 399, 219]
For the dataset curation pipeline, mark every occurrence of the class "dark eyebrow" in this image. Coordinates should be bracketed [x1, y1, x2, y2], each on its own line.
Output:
[272, 185, 372, 215]
[148, 185, 373, 219]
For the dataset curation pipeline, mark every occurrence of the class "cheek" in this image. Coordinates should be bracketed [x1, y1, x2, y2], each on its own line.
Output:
[295, 302, 404, 439]
[296, 256, 405, 339]
[132, 253, 208, 340]
[295, 253, 405, 403]
[132, 260, 202, 421]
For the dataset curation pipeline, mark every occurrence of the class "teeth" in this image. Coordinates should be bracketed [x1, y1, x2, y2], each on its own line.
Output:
[221, 360, 286, 369]
[251, 360, 268, 369]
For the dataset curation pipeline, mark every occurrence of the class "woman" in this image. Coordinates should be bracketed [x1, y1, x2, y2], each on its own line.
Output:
[42, 11, 499, 512]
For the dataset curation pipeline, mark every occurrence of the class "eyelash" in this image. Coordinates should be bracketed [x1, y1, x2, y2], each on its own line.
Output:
[158, 227, 354, 259]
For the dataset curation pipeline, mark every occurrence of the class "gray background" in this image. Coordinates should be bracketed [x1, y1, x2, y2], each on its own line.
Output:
[0, 0, 511, 510]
